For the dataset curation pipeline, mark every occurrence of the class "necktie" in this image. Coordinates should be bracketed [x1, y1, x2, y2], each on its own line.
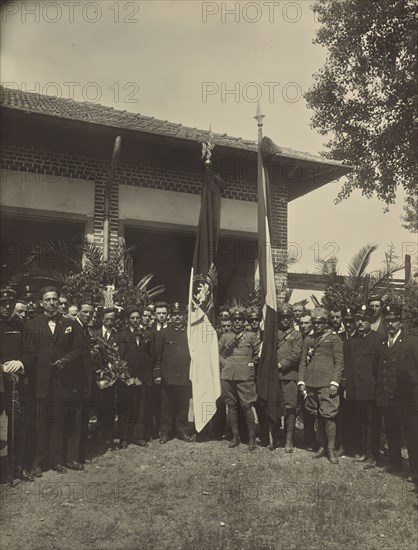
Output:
[388, 336, 394, 348]
[48, 319, 56, 334]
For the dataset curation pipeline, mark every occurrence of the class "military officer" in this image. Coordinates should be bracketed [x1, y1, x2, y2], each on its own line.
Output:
[376, 304, 417, 483]
[247, 308, 262, 337]
[298, 308, 344, 464]
[342, 307, 357, 339]
[298, 310, 316, 451]
[0, 288, 34, 481]
[276, 304, 303, 453]
[20, 285, 38, 319]
[344, 304, 380, 468]
[218, 307, 261, 451]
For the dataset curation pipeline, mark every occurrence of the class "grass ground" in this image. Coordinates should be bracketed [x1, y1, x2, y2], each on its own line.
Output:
[1, 433, 417, 550]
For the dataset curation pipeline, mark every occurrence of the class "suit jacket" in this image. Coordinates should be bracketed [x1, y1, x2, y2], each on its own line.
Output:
[153, 325, 191, 385]
[277, 328, 303, 381]
[117, 327, 154, 386]
[22, 313, 81, 400]
[219, 330, 260, 381]
[72, 321, 96, 398]
[344, 330, 379, 401]
[298, 330, 344, 388]
[375, 331, 418, 407]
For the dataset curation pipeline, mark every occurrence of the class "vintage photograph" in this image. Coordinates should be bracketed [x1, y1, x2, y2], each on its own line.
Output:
[0, 1, 417, 549]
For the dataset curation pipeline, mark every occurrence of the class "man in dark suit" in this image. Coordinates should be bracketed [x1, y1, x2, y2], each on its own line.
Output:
[376, 304, 417, 484]
[277, 304, 303, 453]
[116, 305, 154, 448]
[22, 286, 81, 475]
[74, 302, 96, 466]
[153, 302, 194, 444]
[298, 308, 344, 464]
[92, 307, 118, 442]
[344, 304, 381, 468]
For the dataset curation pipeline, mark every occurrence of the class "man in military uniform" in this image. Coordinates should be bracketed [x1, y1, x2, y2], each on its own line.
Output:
[344, 304, 380, 468]
[247, 308, 262, 338]
[218, 307, 260, 451]
[277, 304, 303, 453]
[298, 308, 344, 464]
[20, 285, 38, 319]
[153, 302, 194, 444]
[298, 310, 316, 451]
[0, 288, 34, 481]
[376, 304, 417, 484]
[342, 307, 357, 339]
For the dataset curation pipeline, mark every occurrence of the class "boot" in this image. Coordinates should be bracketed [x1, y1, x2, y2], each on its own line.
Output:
[313, 417, 326, 459]
[325, 419, 339, 464]
[303, 410, 316, 451]
[284, 410, 296, 454]
[244, 407, 257, 451]
[227, 405, 240, 448]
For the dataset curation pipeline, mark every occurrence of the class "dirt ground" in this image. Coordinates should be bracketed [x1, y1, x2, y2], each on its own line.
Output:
[1, 432, 417, 550]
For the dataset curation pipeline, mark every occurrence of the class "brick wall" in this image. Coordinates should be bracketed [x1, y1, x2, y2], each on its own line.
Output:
[1, 140, 288, 293]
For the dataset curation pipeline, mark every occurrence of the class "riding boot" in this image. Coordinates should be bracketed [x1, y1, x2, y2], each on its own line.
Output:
[303, 409, 316, 451]
[313, 416, 326, 459]
[227, 405, 240, 448]
[284, 410, 296, 454]
[325, 419, 339, 464]
[244, 407, 257, 451]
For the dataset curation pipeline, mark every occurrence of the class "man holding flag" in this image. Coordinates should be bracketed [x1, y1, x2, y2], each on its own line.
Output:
[255, 105, 283, 445]
[187, 133, 224, 434]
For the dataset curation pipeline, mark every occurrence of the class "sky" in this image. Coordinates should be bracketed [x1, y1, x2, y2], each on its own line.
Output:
[1, 0, 416, 288]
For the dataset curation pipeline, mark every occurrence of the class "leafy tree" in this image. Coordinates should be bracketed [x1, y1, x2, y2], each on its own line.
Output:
[401, 195, 418, 232]
[305, 0, 416, 204]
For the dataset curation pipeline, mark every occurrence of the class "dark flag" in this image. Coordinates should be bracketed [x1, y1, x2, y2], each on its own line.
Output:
[256, 135, 283, 423]
[187, 166, 224, 432]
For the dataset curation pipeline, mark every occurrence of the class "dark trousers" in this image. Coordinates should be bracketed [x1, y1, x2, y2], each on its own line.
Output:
[34, 394, 81, 466]
[381, 397, 418, 476]
[78, 397, 99, 463]
[117, 382, 146, 442]
[97, 385, 116, 437]
[160, 385, 191, 438]
[347, 400, 380, 460]
[3, 379, 35, 470]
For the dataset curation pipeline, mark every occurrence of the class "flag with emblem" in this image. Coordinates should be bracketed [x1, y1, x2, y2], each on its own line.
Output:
[255, 113, 283, 423]
[187, 162, 224, 432]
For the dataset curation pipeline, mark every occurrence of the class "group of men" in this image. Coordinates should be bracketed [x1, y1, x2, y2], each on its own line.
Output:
[0, 287, 194, 482]
[215, 297, 417, 486]
[0, 286, 417, 489]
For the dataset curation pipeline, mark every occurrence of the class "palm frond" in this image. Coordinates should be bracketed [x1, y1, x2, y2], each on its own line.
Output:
[24, 240, 81, 270]
[347, 243, 378, 291]
[135, 274, 155, 292]
[368, 262, 404, 294]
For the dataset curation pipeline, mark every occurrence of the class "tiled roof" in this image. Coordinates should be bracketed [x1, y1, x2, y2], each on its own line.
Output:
[0, 86, 348, 169]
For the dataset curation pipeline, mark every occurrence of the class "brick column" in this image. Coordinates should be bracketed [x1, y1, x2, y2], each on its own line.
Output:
[268, 167, 288, 300]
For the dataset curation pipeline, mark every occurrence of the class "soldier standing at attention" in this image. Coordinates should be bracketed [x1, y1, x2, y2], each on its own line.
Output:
[218, 307, 260, 451]
[298, 308, 344, 464]
[276, 304, 303, 453]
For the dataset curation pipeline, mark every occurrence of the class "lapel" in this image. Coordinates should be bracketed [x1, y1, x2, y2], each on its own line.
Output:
[381, 331, 403, 358]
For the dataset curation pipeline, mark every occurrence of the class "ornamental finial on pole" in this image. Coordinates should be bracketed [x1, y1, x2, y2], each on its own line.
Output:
[254, 102, 265, 141]
[202, 124, 215, 166]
